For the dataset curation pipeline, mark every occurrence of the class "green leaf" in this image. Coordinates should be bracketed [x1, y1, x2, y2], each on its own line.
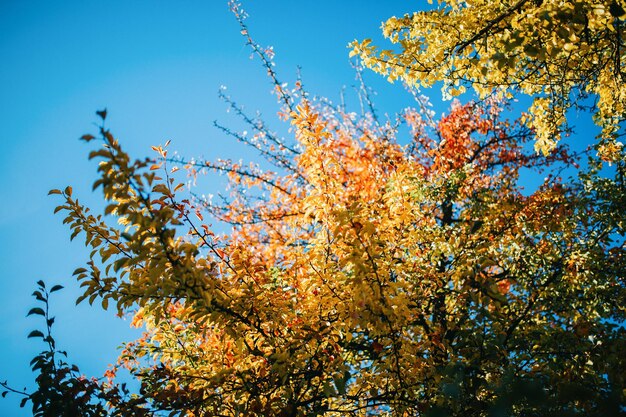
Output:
[333, 372, 347, 395]
[50, 285, 64, 293]
[27, 330, 45, 339]
[27, 307, 45, 317]
[523, 44, 539, 57]
[322, 381, 335, 397]
[31, 291, 45, 302]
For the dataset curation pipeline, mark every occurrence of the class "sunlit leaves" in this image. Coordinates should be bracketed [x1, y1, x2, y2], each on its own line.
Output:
[352, 0, 626, 156]
[42, 83, 626, 415]
[11, 3, 625, 415]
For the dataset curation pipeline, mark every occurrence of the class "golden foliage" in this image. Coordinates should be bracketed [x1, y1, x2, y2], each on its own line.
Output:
[351, 0, 626, 156]
[51, 91, 626, 414]
[41, 3, 626, 415]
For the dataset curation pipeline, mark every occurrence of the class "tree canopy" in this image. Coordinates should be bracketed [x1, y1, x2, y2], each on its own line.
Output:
[3, 1, 626, 416]
[351, 0, 626, 156]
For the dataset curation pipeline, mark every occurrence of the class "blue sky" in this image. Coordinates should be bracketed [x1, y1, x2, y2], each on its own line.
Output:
[0, 1, 425, 414]
[0, 1, 599, 415]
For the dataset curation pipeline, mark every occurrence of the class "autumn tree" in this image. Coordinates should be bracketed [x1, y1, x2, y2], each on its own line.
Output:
[351, 0, 626, 157]
[4, 1, 626, 416]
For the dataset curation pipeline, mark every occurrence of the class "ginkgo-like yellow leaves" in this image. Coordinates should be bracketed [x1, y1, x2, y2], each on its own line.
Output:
[352, 0, 626, 157]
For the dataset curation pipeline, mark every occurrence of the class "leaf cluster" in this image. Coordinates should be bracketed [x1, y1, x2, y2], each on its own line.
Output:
[352, 0, 626, 157]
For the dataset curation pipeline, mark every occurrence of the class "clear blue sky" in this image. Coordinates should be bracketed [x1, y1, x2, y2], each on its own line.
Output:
[0, 1, 597, 415]
[0, 1, 426, 414]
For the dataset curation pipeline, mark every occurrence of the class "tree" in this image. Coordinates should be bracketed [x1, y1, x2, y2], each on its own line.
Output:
[351, 0, 626, 157]
[1, 282, 148, 417]
[5, 1, 626, 416]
